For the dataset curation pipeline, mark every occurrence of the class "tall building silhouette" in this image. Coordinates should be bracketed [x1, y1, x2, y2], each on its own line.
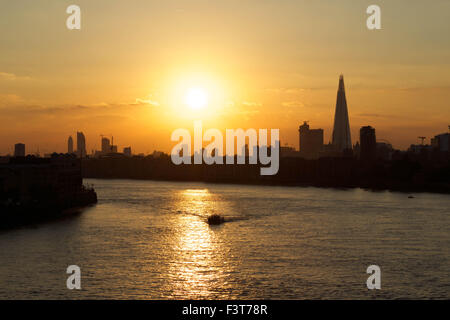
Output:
[431, 133, 450, 152]
[76, 132, 87, 158]
[14, 143, 25, 157]
[123, 147, 132, 157]
[360, 126, 376, 161]
[332, 75, 352, 152]
[299, 121, 323, 159]
[101, 137, 111, 154]
[68, 136, 74, 154]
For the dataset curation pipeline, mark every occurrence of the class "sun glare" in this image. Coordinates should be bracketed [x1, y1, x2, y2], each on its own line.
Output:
[185, 87, 208, 110]
[165, 72, 230, 119]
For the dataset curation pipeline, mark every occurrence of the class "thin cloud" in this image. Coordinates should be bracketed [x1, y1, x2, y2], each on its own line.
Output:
[134, 98, 160, 107]
[282, 101, 305, 108]
[242, 101, 262, 107]
[0, 72, 31, 81]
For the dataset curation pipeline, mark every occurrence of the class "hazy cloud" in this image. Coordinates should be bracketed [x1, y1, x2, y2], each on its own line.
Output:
[282, 101, 305, 108]
[0, 94, 24, 106]
[242, 101, 262, 107]
[133, 94, 160, 107]
[134, 98, 160, 107]
[0, 72, 31, 81]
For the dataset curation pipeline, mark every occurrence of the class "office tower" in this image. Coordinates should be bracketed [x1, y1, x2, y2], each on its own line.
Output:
[332, 75, 352, 152]
[376, 142, 394, 161]
[360, 126, 377, 161]
[431, 133, 450, 152]
[14, 143, 25, 157]
[123, 147, 132, 157]
[299, 121, 324, 159]
[68, 136, 74, 154]
[76, 132, 87, 158]
[101, 137, 111, 154]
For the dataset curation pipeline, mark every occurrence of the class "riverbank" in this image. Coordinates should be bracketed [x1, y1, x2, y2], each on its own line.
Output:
[82, 156, 450, 194]
[0, 189, 97, 230]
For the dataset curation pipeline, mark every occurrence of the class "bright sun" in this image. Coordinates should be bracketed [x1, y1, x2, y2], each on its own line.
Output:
[185, 87, 208, 110]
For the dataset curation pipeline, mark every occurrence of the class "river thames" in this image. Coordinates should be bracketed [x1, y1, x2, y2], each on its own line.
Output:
[0, 179, 449, 299]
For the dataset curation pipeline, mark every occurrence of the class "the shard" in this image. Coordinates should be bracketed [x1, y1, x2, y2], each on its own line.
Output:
[332, 75, 352, 152]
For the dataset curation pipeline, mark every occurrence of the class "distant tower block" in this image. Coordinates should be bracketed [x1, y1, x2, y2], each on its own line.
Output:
[76, 131, 87, 158]
[68, 136, 74, 154]
[101, 137, 111, 154]
[14, 143, 25, 157]
[123, 147, 132, 157]
[360, 126, 377, 161]
[332, 75, 352, 152]
[299, 121, 324, 159]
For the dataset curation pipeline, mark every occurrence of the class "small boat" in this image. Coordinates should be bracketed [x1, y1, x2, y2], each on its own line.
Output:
[207, 214, 225, 225]
[408, 195, 415, 199]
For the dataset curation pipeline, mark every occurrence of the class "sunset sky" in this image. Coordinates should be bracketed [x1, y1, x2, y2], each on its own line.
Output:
[1, 0, 449, 155]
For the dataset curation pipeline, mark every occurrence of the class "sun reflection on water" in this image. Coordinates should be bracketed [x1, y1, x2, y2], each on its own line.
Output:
[163, 188, 233, 299]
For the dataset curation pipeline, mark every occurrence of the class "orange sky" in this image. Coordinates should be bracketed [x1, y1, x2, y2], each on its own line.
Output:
[1, 0, 449, 155]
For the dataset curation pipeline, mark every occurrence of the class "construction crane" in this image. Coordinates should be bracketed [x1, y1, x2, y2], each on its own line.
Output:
[418, 136, 426, 145]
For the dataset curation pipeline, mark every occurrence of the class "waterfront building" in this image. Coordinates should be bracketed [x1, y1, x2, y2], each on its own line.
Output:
[298, 121, 323, 159]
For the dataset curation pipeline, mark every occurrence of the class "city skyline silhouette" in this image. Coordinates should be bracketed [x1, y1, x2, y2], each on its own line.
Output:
[1, 1, 450, 155]
[0, 0, 449, 304]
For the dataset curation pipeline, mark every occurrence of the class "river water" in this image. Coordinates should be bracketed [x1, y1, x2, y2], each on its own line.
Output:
[0, 179, 449, 299]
